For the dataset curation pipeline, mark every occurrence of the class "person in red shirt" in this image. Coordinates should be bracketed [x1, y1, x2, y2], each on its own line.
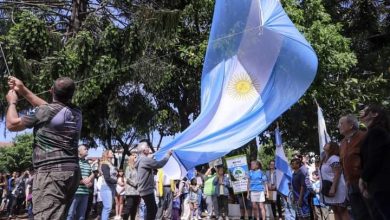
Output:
[338, 114, 372, 220]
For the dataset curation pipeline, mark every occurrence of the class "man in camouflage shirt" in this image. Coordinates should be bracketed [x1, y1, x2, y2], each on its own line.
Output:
[6, 76, 82, 220]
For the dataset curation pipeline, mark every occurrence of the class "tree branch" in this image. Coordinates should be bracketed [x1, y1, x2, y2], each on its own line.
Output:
[0, 1, 71, 21]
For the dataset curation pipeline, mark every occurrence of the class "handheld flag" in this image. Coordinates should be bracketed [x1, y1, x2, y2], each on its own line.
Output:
[155, 0, 318, 179]
[275, 126, 292, 196]
[316, 103, 330, 154]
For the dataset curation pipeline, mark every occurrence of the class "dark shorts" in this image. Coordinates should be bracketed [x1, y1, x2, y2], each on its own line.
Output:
[237, 194, 252, 209]
[33, 169, 80, 220]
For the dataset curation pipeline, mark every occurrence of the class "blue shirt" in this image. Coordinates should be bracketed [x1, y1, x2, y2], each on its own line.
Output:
[312, 180, 325, 207]
[249, 170, 267, 192]
[8, 178, 14, 191]
[312, 180, 321, 206]
[292, 169, 307, 200]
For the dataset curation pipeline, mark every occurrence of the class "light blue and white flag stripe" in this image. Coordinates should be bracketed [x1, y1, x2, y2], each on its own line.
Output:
[317, 104, 330, 154]
[275, 127, 292, 196]
[155, 0, 318, 179]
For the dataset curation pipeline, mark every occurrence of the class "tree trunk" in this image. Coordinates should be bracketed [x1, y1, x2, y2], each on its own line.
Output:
[67, 0, 88, 37]
[248, 138, 258, 161]
[116, 133, 137, 169]
[156, 131, 164, 150]
[179, 109, 189, 131]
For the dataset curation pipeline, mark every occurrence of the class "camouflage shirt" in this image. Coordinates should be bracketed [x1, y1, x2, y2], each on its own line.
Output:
[22, 102, 82, 171]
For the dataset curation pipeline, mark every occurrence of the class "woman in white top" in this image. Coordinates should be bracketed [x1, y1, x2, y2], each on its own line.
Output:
[320, 142, 349, 220]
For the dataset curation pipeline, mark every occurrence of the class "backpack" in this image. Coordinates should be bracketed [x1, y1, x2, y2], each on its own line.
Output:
[12, 179, 26, 198]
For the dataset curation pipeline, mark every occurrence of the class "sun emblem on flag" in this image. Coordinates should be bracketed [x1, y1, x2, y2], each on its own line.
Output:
[235, 80, 252, 95]
[227, 72, 260, 100]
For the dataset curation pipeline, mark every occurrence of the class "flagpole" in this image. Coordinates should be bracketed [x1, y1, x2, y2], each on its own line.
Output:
[241, 192, 247, 218]
[0, 43, 11, 77]
[313, 97, 319, 107]
[315, 99, 330, 156]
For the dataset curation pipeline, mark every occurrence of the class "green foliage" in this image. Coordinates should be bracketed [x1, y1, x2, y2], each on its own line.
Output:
[257, 145, 275, 171]
[132, 0, 214, 132]
[0, 11, 63, 108]
[258, 142, 296, 171]
[7, 11, 52, 60]
[0, 134, 33, 173]
[0, 0, 388, 157]
[275, 0, 388, 153]
[1, 11, 144, 148]
[323, 0, 390, 104]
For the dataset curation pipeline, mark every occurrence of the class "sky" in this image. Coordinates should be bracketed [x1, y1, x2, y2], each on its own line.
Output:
[0, 121, 31, 142]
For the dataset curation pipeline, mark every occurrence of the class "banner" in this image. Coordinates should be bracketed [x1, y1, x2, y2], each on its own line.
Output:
[209, 158, 223, 168]
[225, 155, 249, 194]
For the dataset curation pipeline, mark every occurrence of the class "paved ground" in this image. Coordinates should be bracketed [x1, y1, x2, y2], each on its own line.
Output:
[0, 213, 28, 220]
[0, 211, 335, 220]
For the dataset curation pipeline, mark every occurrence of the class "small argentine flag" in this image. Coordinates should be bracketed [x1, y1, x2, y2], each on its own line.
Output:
[316, 103, 331, 154]
[274, 127, 292, 196]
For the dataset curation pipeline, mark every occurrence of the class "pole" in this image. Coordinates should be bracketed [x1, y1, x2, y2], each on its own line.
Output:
[0, 43, 11, 76]
[241, 192, 247, 218]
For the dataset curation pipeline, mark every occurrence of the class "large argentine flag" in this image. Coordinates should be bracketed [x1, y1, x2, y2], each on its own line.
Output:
[275, 127, 292, 196]
[155, 0, 318, 179]
[317, 104, 330, 154]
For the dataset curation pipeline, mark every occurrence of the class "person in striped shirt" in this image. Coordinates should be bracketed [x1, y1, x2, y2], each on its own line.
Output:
[67, 145, 94, 220]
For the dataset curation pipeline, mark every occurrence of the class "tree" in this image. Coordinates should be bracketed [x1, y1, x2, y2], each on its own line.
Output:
[274, 0, 387, 153]
[0, 1, 193, 167]
[323, 0, 390, 106]
[128, 0, 214, 133]
[0, 134, 33, 172]
[0, 0, 208, 147]
[0, 0, 387, 157]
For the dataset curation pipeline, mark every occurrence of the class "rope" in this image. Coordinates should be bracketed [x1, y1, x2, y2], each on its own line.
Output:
[0, 43, 12, 77]
[1, 23, 263, 102]
[13, 50, 179, 102]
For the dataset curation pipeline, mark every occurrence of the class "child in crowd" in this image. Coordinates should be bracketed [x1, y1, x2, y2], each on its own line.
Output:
[95, 174, 103, 220]
[180, 177, 191, 219]
[311, 171, 329, 220]
[172, 180, 181, 220]
[25, 170, 33, 220]
[91, 169, 101, 218]
[213, 166, 230, 220]
[138, 198, 146, 220]
[115, 169, 125, 220]
[188, 178, 200, 220]
[247, 160, 268, 220]
[283, 183, 296, 220]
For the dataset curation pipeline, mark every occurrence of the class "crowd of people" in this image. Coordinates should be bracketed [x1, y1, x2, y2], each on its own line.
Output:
[286, 106, 390, 220]
[3, 74, 390, 220]
[0, 170, 34, 219]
